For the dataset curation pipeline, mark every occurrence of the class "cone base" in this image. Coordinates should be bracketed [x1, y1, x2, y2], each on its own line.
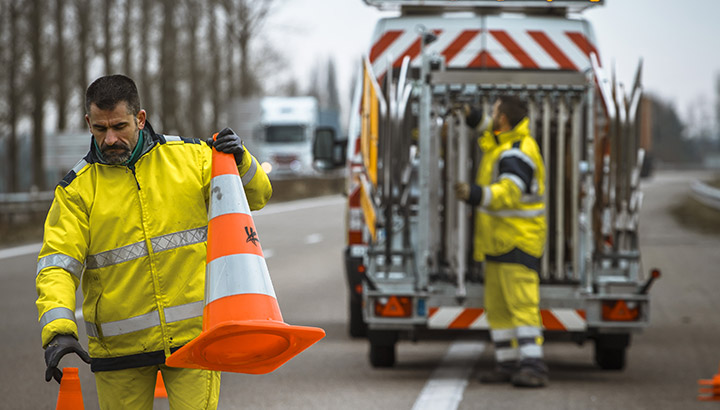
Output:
[165, 320, 325, 374]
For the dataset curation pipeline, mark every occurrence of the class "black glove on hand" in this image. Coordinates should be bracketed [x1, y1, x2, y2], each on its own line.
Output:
[210, 127, 245, 165]
[45, 334, 92, 383]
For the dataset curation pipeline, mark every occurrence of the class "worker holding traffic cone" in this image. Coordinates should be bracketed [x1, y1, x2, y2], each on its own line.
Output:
[167, 131, 325, 373]
[56, 367, 84, 410]
[36, 75, 272, 409]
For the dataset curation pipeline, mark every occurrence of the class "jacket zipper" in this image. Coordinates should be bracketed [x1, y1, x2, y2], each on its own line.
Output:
[128, 165, 141, 190]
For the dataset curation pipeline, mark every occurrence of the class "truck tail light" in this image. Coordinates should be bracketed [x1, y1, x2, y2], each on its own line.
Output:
[602, 300, 640, 321]
[374, 296, 412, 318]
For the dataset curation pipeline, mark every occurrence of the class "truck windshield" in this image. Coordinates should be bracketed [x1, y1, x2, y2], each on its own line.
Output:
[265, 125, 306, 143]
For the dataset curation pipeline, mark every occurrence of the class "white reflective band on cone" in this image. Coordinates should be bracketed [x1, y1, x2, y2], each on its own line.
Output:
[40, 307, 76, 328]
[209, 174, 252, 220]
[206, 253, 276, 304]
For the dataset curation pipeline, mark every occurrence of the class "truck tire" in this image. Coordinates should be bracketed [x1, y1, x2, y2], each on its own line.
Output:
[594, 334, 630, 370]
[369, 343, 396, 368]
[368, 331, 398, 367]
[349, 299, 367, 338]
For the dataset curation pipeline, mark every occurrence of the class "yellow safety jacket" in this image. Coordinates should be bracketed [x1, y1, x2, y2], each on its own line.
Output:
[472, 118, 546, 271]
[35, 122, 272, 372]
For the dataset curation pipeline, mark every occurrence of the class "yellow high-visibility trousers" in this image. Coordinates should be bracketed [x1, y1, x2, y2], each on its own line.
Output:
[484, 261, 544, 364]
[95, 364, 220, 410]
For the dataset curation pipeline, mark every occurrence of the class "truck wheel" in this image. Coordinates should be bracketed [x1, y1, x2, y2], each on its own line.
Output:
[349, 299, 367, 338]
[594, 333, 630, 370]
[369, 342, 396, 368]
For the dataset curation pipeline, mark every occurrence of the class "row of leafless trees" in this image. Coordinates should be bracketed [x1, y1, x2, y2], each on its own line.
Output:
[0, 0, 285, 191]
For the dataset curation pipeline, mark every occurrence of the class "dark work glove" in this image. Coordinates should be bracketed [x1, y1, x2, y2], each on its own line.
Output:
[465, 106, 483, 129]
[208, 127, 245, 165]
[44, 334, 92, 384]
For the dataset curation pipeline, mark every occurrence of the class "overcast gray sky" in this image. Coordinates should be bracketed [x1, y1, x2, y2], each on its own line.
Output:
[266, 0, 719, 128]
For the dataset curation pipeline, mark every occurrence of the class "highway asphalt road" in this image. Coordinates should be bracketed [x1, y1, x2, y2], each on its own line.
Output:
[1, 170, 719, 409]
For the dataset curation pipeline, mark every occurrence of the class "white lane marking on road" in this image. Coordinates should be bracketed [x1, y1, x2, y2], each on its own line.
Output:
[304, 233, 323, 244]
[253, 195, 345, 216]
[263, 248, 274, 259]
[412, 341, 485, 410]
[0, 243, 42, 260]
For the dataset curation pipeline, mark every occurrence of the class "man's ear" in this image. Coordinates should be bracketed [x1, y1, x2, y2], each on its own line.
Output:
[137, 110, 147, 130]
[85, 114, 91, 131]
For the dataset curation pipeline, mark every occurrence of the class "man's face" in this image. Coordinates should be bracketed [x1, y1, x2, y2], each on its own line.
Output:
[491, 99, 504, 132]
[85, 102, 146, 165]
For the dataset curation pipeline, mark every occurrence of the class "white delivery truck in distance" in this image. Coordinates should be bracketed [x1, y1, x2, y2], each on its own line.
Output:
[255, 96, 319, 177]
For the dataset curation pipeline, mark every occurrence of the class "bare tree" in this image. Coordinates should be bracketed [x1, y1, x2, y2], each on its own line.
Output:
[3, 0, 26, 192]
[55, 0, 69, 131]
[75, 0, 92, 125]
[29, 0, 46, 189]
[326, 57, 340, 112]
[122, 0, 133, 77]
[159, 0, 178, 132]
[102, 0, 114, 74]
[183, 0, 205, 137]
[138, 1, 154, 118]
[207, 2, 222, 130]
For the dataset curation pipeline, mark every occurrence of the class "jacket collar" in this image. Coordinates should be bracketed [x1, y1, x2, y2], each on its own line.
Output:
[480, 117, 530, 151]
[87, 121, 160, 166]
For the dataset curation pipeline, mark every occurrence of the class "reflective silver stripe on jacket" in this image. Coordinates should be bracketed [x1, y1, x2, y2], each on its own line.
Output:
[208, 174, 251, 220]
[86, 241, 148, 270]
[37, 254, 84, 280]
[499, 173, 527, 193]
[71, 159, 89, 174]
[86, 227, 207, 270]
[498, 148, 536, 170]
[85, 300, 203, 338]
[479, 208, 545, 218]
[241, 157, 258, 186]
[164, 135, 182, 142]
[150, 227, 207, 253]
[40, 307, 76, 328]
[206, 253, 275, 304]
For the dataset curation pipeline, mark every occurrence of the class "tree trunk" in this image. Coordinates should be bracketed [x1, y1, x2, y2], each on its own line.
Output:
[160, 0, 177, 132]
[139, 1, 152, 115]
[103, 0, 113, 74]
[55, 0, 68, 131]
[185, 0, 202, 137]
[76, 0, 91, 125]
[30, 0, 46, 189]
[122, 0, 133, 77]
[208, 3, 221, 130]
[6, 0, 22, 192]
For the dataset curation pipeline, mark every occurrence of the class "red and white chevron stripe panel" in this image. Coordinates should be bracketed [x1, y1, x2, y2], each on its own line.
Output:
[427, 307, 587, 331]
[369, 16, 599, 79]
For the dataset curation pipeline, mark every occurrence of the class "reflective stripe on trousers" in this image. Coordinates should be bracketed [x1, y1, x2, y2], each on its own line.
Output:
[86, 301, 203, 338]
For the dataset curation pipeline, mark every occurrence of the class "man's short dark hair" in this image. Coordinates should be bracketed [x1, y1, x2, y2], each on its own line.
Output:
[497, 95, 528, 129]
[85, 74, 141, 115]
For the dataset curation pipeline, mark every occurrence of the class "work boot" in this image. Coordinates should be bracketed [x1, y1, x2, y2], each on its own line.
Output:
[478, 362, 516, 384]
[511, 365, 549, 388]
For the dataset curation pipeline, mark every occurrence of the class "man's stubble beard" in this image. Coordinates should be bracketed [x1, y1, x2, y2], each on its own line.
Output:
[101, 124, 139, 165]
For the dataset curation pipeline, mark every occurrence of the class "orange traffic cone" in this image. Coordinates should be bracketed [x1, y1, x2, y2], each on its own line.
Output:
[154, 371, 167, 398]
[698, 363, 720, 401]
[166, 135, 325, 374]
[56, 367, 84, 410]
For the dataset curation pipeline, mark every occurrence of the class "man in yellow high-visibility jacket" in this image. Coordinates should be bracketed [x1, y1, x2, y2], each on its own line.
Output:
[36, 74, 272, 408]
[456, 95, 548, 388]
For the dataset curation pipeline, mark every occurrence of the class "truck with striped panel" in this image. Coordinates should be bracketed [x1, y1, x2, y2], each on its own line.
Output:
[335, 0, 658, 371]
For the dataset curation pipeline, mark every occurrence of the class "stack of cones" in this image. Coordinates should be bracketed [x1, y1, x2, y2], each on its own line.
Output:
[56, 367, 84, 410]
[698, 363, 720, 401]
[154, 371, 167, 399]
[166, 134, 325, 374]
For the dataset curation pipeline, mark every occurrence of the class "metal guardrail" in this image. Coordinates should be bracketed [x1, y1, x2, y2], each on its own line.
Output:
[0, 191, 54, 214]
[691, 180, 720, 211]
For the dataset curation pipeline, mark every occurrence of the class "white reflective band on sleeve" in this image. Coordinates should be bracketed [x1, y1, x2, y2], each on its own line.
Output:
[479, 208, 545, 218]
[482, 186, 492, 208]
[164, 135, 181, 142]
[40, 307, 76, 328]
[490, 328, 516, 342]
[208, 174, 251, 220]
[499, 173, 527, 193]
[37, 253, 84, 279]
[516, 326, 542, 338]
[206, 253, 276, 304]
[519, 343, 543, 359]
[241, 157, 258, 186]
[164, 300, 203, 323]
[495, 347, 519, 362]
[86, 241, 148, 270]
[150, 227, 207, 253]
